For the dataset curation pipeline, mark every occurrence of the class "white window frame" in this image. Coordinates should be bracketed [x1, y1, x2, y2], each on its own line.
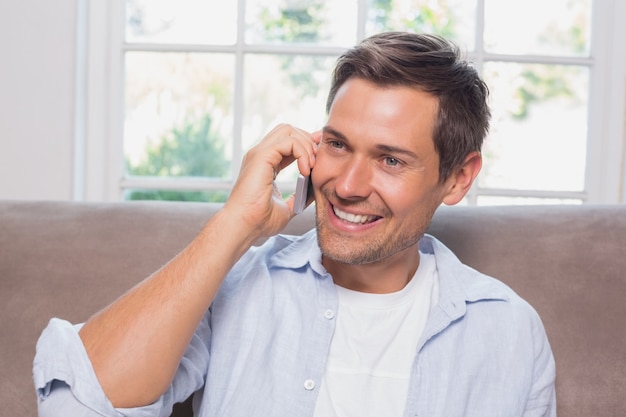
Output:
[76, 0, 626, 203]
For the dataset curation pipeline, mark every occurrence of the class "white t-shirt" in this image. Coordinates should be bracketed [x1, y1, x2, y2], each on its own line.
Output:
[314, 252, 439, 417]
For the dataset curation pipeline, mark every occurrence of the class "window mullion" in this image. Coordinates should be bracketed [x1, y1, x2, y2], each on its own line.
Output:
[474, 0, 486, 60]
[107, 0, 126, 201]
[356, 0, 367, 41]
[584, 0, 625, 203]
[122, 42, 347, 56]
[465, 0, 486, 206]
[85, 0, 125, 201]
[231, 0, 248, 184]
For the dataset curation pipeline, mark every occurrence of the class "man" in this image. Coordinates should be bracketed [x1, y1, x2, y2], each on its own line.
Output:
[34, 32, 556, 416]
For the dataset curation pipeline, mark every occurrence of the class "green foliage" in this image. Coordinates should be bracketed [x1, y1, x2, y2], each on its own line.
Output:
[512, 66, 579, 120]
[368, 0, 457, 39]
[369, 0, 393, 30]
[260, 2, 325, 43]
[126, 114, 230, 202]
[257, 1, 327, 98]
[128, 114, 228, 177]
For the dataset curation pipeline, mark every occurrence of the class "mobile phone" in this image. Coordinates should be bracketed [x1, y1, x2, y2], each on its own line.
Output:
[294, 174, 313, 214]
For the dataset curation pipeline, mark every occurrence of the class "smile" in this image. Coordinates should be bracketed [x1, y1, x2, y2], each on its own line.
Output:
[332, 206, 379, 225]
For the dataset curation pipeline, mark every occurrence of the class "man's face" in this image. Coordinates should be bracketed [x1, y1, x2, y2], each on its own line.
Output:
[313, 77, 453, 266]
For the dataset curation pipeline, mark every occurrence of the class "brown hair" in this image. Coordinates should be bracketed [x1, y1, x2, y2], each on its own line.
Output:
[327, 32, 490, 182]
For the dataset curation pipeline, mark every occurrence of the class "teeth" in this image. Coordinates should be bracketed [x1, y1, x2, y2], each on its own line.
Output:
[333, 206, 377, 224]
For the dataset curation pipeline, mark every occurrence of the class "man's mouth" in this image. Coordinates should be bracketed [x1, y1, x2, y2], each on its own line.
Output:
[332, 205, 380, 225]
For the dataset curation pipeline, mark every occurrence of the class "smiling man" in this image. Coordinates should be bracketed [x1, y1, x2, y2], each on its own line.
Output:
[34, 32, 556, 417]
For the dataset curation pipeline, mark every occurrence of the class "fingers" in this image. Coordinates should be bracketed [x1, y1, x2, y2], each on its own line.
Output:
[291, 126, 317, 167]
[256, 124, 320, 178]
[224, 124, 320, 235]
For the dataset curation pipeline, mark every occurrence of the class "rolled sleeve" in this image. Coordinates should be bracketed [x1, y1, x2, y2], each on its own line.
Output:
[34, 314, 211, 417]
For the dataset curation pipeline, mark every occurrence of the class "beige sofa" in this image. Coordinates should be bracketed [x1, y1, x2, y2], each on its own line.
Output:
[1, 200, 625, 417]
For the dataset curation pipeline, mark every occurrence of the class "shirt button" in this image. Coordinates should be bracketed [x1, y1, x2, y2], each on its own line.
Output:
[304, 379, 316, 390]
[324, 309, 335, 319]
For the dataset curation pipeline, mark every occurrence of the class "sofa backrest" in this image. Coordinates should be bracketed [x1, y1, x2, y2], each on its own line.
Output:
[1, 201, 624, 417]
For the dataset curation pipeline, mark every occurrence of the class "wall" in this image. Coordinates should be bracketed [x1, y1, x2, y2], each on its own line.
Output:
[0, 0, 76, 200]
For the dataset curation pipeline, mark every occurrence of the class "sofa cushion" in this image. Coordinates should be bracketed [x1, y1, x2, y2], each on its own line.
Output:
[1, 201, 624, 417]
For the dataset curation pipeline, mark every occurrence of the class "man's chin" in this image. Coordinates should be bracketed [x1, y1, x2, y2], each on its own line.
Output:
[318, 236, 385, 266]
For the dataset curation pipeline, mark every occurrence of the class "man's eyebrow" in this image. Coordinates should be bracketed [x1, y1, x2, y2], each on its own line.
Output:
[375, 144, 419, 159]
[322, 126, 347, 141]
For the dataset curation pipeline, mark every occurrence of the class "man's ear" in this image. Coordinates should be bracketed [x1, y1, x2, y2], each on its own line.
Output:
[442, 151, 482, 206]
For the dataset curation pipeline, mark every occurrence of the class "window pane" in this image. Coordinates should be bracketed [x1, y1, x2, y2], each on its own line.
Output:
[245, 0, 357, 46]
[484, 0, 591, 56]
[365, 0, 476, 50]
[242, 53, 334, 179]
[480, 62, 589, 192]
[124, 52, 234, 179]
[126, 0, 238, 44]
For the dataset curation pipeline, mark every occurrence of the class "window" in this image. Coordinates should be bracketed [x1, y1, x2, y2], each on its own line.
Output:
[81, 0, 626, 204]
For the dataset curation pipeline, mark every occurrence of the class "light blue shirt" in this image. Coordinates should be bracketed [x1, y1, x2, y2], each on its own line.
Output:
[33, 230, 556, 417]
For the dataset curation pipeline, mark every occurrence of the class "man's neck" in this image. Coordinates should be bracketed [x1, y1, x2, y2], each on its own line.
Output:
[322, 245, 421, 294]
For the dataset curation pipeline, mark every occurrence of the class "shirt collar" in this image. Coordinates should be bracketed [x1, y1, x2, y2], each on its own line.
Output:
[268, 230, 511, 307]
[422, 234, 510, 315]
[268, 229, 328, 276]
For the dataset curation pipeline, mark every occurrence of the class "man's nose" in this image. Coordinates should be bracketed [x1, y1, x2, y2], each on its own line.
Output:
[334, 157, 373, 200]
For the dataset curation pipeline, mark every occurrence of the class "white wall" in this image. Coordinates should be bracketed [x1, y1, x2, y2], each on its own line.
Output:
[0, 0, 76, 200]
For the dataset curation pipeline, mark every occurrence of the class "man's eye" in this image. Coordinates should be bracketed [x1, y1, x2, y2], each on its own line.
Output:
[329, 140, 344, 149]
[384, 157, 400, 166]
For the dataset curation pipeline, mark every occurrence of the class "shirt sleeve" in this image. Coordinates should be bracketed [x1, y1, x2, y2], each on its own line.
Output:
[523, 311, 557, 417]
[33, 312, 212, 417]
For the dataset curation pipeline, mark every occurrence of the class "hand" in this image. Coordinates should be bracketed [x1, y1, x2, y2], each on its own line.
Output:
[224, 124, 321, 239]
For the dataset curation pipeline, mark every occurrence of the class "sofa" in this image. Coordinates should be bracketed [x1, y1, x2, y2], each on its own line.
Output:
[1, 200, 625, 417]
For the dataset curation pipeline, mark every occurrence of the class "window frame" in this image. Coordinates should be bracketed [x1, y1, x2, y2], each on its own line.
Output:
[78, 0, 626, 203]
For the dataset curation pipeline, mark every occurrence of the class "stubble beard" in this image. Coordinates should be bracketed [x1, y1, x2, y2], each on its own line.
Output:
[315, 206, 430, 266]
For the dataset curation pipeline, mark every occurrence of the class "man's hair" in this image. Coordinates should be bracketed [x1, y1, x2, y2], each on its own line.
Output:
[326, 32, 490, 182]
